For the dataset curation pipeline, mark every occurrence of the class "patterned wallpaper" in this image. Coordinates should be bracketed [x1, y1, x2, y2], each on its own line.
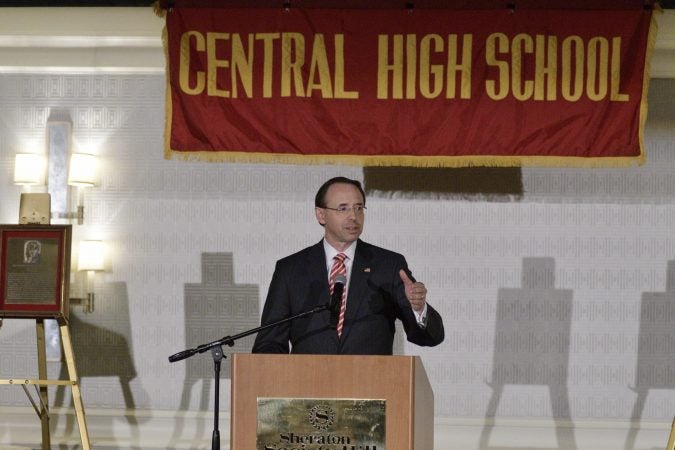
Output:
[0, 75, 674, 446]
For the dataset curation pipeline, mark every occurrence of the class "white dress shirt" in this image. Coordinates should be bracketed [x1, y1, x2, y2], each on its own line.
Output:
[323, 239, 427, 327]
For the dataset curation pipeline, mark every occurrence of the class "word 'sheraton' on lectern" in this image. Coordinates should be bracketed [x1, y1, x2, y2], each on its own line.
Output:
[231, 354, 434, 450]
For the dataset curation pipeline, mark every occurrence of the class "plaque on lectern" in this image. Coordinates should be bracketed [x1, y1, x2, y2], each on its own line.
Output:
[257, 398, 386, 450]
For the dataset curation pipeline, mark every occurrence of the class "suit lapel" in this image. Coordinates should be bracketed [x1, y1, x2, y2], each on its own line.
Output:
[306, 240, 329, 307]
[341, 240, 373, 344]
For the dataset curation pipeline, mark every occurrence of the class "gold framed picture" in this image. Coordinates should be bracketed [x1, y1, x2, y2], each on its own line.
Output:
[0, 224, 71, 319]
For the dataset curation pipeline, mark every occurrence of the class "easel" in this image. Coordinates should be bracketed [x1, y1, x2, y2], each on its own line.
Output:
[0, 319, 91, 450]
[0, 221, 90, 450]
[667, 415, 675, 450]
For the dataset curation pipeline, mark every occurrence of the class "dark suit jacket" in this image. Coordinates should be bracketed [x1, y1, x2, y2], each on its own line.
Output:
[252, 239, 444, 355]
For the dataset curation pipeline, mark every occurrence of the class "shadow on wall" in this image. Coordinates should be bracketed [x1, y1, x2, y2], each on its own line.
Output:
[170, 252, 260, 445]
[52, 282, 145, 450]
[625, 260, 675, 450]
[480, 257, 577, 450]
[363, 167, 523, 199]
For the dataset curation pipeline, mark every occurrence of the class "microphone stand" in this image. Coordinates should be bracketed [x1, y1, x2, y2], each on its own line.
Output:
[168, 301, 332, 450]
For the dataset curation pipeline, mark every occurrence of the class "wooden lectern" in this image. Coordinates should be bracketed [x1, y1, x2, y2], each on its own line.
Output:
[231, 354, 434, 450]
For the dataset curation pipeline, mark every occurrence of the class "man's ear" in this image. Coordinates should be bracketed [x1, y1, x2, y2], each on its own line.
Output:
[315, 207, 326, 225]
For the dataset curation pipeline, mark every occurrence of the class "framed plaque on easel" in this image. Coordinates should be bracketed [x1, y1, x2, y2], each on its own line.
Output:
[0, 223, 90, 450]
[0, 224, 71, 320]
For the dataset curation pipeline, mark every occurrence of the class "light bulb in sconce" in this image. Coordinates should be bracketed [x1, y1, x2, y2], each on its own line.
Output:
[14, 153, 45, 188]
[67, 153, 98, 225]
[78, 240, 105, 313]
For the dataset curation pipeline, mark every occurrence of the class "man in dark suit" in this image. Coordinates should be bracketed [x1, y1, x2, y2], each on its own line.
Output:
[252, 177, 444, 355]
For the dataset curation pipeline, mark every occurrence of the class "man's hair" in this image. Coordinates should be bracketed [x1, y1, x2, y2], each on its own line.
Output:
[314, 177, 366, 208]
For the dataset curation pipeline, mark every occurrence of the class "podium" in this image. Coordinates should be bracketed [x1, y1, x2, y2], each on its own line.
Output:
[231, 354, 434, 450]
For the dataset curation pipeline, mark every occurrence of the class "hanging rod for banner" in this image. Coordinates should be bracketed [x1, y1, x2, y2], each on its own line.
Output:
[156, 0, 656, 11]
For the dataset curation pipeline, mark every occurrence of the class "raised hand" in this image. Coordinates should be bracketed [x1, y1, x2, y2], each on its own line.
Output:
[399, 269, 427, 312]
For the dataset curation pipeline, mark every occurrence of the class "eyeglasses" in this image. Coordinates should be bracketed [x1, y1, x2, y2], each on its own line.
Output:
[322, 204, 367, 214]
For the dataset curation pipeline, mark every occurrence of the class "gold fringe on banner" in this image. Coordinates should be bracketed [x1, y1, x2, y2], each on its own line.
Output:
[152, 1, 167, 18]
[164, 148, 645, 169]
[636, 5, 662, 167]
[162, 24, 175, 164]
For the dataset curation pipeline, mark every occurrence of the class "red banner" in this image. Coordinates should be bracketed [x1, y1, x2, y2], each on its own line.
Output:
[163, 3, 657, 167]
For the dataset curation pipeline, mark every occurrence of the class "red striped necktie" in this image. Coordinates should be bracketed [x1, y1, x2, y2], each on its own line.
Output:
[329, 252, 347, 337]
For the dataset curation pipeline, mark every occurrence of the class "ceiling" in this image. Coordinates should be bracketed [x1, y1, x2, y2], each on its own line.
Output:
[0, 1, 155, 5]
[0, 4, 672, 78]
[0, 0, 674, 5]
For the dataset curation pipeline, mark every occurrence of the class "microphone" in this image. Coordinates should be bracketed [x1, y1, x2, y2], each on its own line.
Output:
[330, 274, 346, 310]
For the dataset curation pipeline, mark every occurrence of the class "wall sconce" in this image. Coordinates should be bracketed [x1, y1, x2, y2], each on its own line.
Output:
[67, 153, 98, 225]
[14, 153, 45, 188]
[78, 240, 105, 313]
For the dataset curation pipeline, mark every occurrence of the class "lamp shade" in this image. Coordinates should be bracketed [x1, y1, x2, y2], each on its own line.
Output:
[78, 240, 105, 271]
[68, 153, 97, 186]
[14, 153, 44, 185]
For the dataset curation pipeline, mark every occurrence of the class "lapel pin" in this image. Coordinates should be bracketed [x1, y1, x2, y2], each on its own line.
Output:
[364, 268, 371, 273]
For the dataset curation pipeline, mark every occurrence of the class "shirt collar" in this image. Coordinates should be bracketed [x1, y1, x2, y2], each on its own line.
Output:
[323, 239, 357, 262]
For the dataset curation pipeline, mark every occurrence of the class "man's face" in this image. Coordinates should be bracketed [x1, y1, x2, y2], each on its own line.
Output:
[315, 183, 365, 250]
[27, 243, 39, 257]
